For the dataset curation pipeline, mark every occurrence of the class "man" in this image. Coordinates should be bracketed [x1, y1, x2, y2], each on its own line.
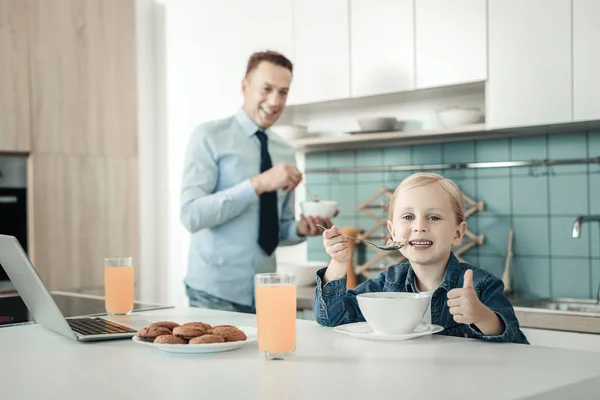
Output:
[180, 50, 333, 313]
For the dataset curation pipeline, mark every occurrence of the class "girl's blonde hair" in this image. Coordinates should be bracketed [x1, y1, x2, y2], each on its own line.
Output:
[388, 172, 465, 223]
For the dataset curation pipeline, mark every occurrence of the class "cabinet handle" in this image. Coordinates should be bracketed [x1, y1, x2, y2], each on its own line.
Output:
[0, 196, 18, 204]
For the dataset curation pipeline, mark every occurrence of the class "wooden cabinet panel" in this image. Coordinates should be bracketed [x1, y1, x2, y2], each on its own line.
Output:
[28, 0, 137, 156]
[0, 0, 31, 152]
[31, 154, 139, 291]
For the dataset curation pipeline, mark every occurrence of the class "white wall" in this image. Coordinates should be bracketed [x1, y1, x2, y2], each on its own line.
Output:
[136, 0, 170, 304]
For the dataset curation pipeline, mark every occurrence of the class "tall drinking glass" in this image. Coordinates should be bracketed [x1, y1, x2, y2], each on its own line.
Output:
[255, 273, 296, 360]
[104, 257, 134, 315]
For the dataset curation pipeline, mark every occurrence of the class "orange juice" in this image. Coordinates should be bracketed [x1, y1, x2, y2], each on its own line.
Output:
[256, 284, 296, 354]
[104, 266, 134, 314]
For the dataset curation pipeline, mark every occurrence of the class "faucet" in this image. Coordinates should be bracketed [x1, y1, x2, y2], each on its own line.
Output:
[572, 215, 600, 304]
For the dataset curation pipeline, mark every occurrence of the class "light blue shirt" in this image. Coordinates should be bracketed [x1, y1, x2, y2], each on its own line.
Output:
[180, 109, 304, 306]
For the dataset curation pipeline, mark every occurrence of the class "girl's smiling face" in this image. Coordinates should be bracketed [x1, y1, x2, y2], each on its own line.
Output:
[387, 183, 467, 269]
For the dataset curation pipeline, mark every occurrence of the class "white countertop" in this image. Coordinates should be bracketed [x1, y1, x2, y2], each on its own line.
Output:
[2, 307, 600, 400]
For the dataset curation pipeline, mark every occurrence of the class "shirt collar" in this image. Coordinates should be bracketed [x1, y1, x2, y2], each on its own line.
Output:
[235, 108, 267, 137]
[405, 252, 462, 292]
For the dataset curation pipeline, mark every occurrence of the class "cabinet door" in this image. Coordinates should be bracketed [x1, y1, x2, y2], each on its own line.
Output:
[29, 0, 137, 156]
[0, 0, 31, 152]
[164, 0, 293, 122]
[415, 0, 486, 89]
[573, 0, 600, 122]
[487, 0, 572, 129]
[350, 0, 414, 97]
[289, 0, 350, 105]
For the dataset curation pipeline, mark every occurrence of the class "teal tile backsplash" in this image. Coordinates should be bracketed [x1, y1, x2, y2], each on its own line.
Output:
[305, 130, 600, 300]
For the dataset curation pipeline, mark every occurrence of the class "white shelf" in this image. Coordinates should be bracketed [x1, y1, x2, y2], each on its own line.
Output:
[293, 123, 486, 152]
[292, 120, 600, 153]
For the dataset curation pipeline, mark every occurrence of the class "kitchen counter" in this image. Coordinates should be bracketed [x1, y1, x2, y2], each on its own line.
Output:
[2, 307, 600, 399]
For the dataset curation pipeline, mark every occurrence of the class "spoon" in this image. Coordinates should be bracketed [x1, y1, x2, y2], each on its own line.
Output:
[302, 180, 320, 202]
[316, 224, 406, 251]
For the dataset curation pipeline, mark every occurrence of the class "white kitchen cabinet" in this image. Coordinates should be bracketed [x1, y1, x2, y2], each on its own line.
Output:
[165, 0, 293, 122]
[487, 0, 572, 129]
[289, 0, 350, 105]
[573, 0, 600, 122]
[415, 0, 486, 89]
[350, 0, 414, 97]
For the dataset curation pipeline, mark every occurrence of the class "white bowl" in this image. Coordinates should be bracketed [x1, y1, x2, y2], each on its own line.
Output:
[300, 200, 338, 218]
[357, 117, 397, 132]
[276, 261, 327, 286]
[271, 124, 309, 141]
[357, 292, 431, 335]
[437, 107, 481, 128]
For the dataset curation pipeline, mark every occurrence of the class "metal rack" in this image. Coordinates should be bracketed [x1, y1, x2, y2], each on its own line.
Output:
[304, 156, 600, 174]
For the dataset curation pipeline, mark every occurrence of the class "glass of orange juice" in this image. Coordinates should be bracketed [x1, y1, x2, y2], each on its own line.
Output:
[103, 257, 134, 315]
[255, 272, 296, 360]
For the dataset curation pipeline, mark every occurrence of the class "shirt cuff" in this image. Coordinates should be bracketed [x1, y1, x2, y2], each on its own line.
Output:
[315, 267, 347, 298]
[285, 220, 303, 241]
[467, 311, 511, 342]
[228, 179, 259, 205]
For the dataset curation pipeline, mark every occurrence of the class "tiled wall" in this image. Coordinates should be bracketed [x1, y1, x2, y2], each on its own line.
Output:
[305, 130, 600, 300]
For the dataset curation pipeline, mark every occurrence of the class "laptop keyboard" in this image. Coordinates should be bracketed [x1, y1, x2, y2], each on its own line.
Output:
[67, 318, 137, 336]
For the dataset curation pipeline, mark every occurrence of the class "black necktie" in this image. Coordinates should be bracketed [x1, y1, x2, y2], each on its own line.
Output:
[255, 130, 279, 255]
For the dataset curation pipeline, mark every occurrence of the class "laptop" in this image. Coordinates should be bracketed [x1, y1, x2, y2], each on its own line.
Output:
[0, 234, 138, 342]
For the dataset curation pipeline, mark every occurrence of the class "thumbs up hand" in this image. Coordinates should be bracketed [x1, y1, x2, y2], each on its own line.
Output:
[447, 269, 487, 325]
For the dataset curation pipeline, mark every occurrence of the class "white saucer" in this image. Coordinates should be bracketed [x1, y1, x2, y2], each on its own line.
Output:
[333, 323, 443, 341]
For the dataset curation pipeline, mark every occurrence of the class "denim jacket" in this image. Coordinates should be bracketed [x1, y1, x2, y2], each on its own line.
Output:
[314, 253, 529, 344]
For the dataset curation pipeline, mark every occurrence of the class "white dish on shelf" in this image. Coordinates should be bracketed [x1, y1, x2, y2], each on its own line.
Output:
[437, 107, 482, 128]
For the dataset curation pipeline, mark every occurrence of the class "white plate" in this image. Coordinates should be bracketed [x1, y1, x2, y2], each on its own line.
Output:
[333, 323, 443, 341]
[132, 326, 257, 354]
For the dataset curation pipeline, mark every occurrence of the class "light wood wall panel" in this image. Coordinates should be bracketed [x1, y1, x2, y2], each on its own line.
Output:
[31, 154, 139, 291]
[28, 0, 137, 156]
[0, 0, 31, 153]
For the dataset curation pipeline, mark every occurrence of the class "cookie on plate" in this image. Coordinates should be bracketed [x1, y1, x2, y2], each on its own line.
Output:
[173, 324, 207, 340]
[209, 325, 247, 342]
[189, 334, 225, 344]
[148, 321, 180, 331]
[136, 326, 172, 340]
[181, 321, 212, 331]
[154, 334, 188, 344]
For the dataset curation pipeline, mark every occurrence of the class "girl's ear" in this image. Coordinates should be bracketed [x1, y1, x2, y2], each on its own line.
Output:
[387, 220, 394, 238]
[453, 221, 467, 245]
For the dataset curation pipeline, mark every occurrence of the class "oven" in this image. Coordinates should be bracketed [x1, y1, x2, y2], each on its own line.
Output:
[0, 156, 28, 287]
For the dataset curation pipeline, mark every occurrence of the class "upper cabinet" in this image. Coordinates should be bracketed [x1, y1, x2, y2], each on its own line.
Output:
[28, 0, 138, 156]
[487, 0, 572, 129]
[573, 0, 600, 122]
[350, 0, 414, 97]
[289, 0, 350, 105]
[0, 0, 31, 153]
[415, 0, 487, 89]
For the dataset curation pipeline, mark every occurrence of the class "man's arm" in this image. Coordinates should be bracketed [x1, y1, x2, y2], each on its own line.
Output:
[278, 190, 304, 246]
[180, 127, 258, 233]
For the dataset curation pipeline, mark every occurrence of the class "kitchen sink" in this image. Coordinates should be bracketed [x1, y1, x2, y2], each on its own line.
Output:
[511, 298, 600, 315]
